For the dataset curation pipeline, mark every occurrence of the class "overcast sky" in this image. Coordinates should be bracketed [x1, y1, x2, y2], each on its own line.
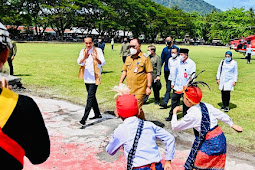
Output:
[204, 0, 255, 11]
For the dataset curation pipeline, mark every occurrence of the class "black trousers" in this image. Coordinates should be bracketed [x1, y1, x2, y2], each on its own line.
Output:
[7, 57, 13, 75]
[221, 90, 231, 107]
[247, 53, 251, 63]
[81, 83, 101, 121]
[162, 71, 171, 105]
[122, 56, 127, 63]
[144, 80, 160, 103]
[168, 92, 189, 120]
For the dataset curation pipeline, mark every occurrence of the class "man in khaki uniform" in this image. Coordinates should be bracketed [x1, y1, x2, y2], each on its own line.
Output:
[119, 37, 130, 63]
[144, 45, 161, 105]
[119, 38, 153, 120]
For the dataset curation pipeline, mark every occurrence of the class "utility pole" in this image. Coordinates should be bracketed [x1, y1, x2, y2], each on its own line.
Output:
[169, 0, 171, 9]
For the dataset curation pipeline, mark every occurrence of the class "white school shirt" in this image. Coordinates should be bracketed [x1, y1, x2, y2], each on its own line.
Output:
[171, 103, 233, 133]
[168, 56, 180, 81]
[77, 47, 105, 84]
[106, 116, 175, 168]
[171, 58, 196, 91]
[216, 59, 238, 91]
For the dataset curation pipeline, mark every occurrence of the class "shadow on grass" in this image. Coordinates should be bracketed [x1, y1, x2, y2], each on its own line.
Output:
[104, 110, 115, 116]
[101, 71, 114, 74]
[143, 98, 157, 105]
[14, 74, 32, 77]
[217, 102, 237, 110]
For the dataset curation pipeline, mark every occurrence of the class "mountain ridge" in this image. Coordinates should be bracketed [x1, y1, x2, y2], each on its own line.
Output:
[152, 0, 221, 14]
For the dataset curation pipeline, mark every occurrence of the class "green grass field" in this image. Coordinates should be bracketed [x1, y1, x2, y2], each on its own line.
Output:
[5, 42, 255, 153]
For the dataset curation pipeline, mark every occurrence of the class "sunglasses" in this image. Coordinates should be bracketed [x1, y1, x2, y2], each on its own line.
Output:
[130, 45, 136, 48]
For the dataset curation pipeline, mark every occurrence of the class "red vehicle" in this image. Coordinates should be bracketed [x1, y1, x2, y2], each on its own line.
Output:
[229, 39, 240, 49]
[229, 35, 255, 55]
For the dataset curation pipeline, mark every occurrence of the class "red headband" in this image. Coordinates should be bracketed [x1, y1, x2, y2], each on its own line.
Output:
[184, 86, 202, 105]
[116, 94, 138, 118]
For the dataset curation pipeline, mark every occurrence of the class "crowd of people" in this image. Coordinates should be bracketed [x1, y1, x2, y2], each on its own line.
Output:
[76, 36, 243, 170]
[0, 20, 244, 170]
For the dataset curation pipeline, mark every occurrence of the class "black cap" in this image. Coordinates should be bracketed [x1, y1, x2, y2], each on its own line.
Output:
[180, 48, 189, 54]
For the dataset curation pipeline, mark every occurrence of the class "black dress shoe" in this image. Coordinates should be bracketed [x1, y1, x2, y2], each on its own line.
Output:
[78, 120, 86, 126]
[159, 103, 167, 109]
[224, 107, 229, 112]
[165, 117, 172, 121]
[89, 115, 102, 120]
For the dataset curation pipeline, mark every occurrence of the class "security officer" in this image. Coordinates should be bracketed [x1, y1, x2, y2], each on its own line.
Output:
[144, 45, 161, 105]
[119, 38, 153, 120]
[0, 22, 50, 169]
[160, 36, 180, 109]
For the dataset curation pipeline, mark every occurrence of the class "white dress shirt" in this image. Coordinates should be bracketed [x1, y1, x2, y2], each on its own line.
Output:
[168, 56, 180, 81]
[171, 103, 233, 132]
[77, 47, 105, 84]
[106, 116, 175, 168]
[171, 58, 196, 91]
[216, 59, 238, 91]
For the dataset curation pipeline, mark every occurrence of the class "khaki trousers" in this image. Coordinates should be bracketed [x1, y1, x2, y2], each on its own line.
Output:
[134, 94, 146, 120]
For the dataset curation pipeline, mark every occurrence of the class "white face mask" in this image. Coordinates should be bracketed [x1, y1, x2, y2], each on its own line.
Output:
[130, 48, 137, 55]
[179, 55, 185, 61]
[146, 51, 151, 57]
[172, 53, 177, 58]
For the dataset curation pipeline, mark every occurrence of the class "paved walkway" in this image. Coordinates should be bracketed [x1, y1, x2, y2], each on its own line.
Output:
[23, 96, 255, 170]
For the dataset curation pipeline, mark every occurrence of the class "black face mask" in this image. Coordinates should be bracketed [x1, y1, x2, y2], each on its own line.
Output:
[124, 40, 127, 43]
[167, 41, 172, 45]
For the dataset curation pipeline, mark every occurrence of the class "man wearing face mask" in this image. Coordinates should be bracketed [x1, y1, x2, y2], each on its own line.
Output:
[119, 37, 130, 63]
[160, 36, 180, 109]
[143, 45, 161, 105]
[216, 51, 238, 112]
[165, 48, 196, 121]
[119, 38, 153, 120]
[168, 48, 179, 83]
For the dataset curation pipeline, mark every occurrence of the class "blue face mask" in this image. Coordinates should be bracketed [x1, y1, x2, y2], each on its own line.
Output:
[225, 57, 232, 62]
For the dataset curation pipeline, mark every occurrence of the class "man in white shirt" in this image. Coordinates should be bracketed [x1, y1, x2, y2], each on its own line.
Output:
[77, 36, 105, 126]
[165, 48, 196, 121]
[168, 47, 179, 83]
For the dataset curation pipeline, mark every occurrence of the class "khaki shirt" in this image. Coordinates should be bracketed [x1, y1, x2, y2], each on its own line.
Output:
[149, 53, 161, 80]
[123, 52, 153, 95]
[120, 42, 130, 57]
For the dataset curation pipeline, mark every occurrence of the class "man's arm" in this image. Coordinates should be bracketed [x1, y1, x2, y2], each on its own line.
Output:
[156, 56, 161, 79]
[94, 48, 105, 66]
[22, 96, 50, 164]
[160, 48, 165, 67]
[119, 71, 127, 85]
[119, 44, 123, 56]
[77, 49, 88, 66]
[154, 125, 175, 162]
[147, 72, 152, 87]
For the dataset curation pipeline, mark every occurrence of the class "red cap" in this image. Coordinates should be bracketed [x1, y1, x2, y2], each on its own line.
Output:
[116, 94, 138, 118]
[184, 86, 203, 104]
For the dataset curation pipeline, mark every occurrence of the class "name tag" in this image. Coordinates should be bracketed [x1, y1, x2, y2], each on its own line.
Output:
[134, 67, 138, 73]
